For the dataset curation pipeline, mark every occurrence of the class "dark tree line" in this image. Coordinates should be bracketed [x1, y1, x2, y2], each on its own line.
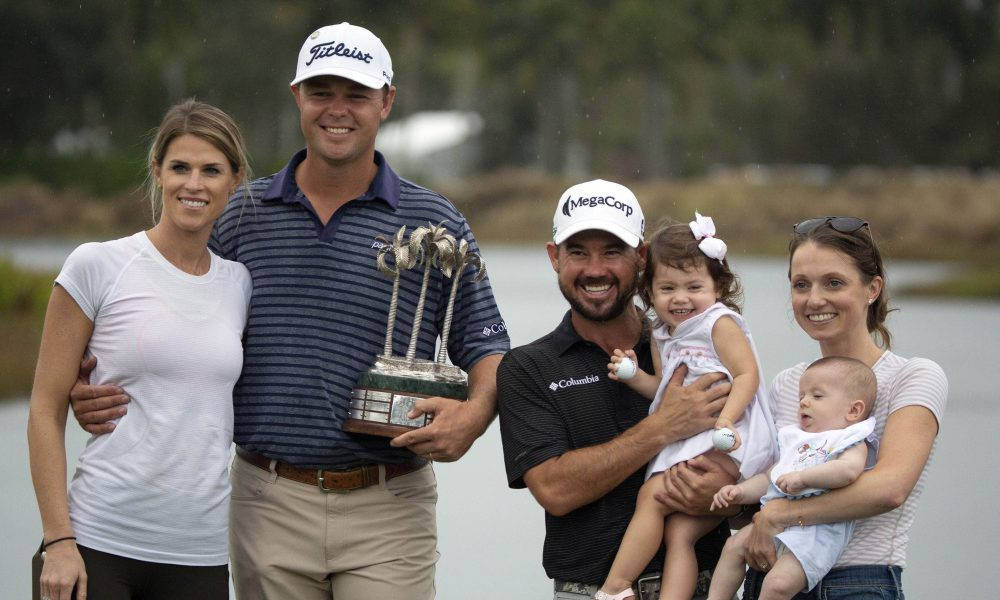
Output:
[3, 0, 998, 181]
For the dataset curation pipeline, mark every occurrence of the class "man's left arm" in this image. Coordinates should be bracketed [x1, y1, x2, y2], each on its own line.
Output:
[389, 353, 502, 461]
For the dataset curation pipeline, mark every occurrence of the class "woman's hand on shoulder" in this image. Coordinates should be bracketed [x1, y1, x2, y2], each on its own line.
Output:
[40, 541, 87, 600]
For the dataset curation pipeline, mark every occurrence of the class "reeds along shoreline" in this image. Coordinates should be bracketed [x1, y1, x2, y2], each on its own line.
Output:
[440, 166, 1000, 263]
[3, 167, 999, 263]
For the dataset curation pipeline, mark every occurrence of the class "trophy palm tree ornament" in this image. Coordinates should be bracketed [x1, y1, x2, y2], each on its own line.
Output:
[437, 237, 487, 363]
[377, 225, 416, 358]
[343, 222, 488, 437]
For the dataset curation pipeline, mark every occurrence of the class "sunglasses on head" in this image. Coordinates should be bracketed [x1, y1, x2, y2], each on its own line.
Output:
[793, 216, 869, 235]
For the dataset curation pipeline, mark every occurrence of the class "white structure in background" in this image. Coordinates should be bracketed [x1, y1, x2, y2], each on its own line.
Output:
[376, 111, 484, 181]
[51, 127, 111, 155]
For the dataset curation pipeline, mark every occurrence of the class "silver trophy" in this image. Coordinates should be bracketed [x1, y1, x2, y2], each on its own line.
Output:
[343, 222, 487, 437]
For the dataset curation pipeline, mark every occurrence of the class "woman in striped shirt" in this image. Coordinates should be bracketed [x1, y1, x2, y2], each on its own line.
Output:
[740, 217, 948, 599]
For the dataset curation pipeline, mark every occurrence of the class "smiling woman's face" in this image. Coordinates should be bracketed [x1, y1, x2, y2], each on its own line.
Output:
[789, 241, 881, 348]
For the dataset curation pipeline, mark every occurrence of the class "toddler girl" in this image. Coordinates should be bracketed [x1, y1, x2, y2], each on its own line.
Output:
[596, 213, 778, 600]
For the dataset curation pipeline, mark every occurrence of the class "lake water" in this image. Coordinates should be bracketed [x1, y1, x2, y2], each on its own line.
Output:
[1, 242, 997, 599]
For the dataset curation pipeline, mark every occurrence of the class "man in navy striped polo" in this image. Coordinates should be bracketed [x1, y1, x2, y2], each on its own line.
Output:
[71, 22, 509, 599]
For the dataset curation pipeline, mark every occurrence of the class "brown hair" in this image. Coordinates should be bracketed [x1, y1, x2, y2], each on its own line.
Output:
[788, 221, 892, 349]
[145, 99, 251, 221]
[806, 356, 877, 418]
[639, 218, 743, 313]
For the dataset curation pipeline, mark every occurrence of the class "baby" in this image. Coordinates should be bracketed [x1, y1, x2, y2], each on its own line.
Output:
[707, 356, 878, 600]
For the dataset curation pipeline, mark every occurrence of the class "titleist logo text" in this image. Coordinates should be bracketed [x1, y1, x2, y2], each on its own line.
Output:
[306, 41, 374, 66]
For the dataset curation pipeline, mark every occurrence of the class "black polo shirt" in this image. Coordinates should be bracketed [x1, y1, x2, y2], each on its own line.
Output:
[497, 310, 727, 584]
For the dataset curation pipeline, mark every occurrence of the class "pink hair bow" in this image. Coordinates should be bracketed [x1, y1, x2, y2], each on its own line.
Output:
[689, 211, 727, 263]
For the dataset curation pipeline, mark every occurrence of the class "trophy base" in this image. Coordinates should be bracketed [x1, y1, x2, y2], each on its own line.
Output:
[341, 419, 425, 438]
[344, 358, 468, 438]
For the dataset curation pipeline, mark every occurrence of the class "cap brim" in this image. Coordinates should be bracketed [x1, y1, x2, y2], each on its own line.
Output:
[290, 66, 386, 89]
[553, 220, 641, 248]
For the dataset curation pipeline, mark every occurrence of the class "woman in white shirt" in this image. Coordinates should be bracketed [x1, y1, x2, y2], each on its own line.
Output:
[28, 100, 253, 600]
[741, 217, 948, 599]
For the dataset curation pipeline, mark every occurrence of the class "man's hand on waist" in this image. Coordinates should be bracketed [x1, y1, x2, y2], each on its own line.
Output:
[70, 356, 129, 435]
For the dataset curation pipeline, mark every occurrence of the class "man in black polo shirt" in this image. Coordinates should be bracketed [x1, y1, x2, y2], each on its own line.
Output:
[497, 179, 738, 599]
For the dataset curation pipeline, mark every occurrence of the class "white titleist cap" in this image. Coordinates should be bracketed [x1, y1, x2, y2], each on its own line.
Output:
[290, 22, 393, 89]
[552, 179, 645, 247]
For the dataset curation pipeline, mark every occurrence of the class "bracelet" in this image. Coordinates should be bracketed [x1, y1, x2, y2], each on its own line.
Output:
[43, 536, 76, 549]
[797, 514, 805, 528]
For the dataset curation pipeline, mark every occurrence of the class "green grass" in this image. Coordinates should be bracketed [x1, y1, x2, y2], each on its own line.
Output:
[0, 259, 52, 400]
[0, 258, 53, 316]
[0, 152, 145, 197]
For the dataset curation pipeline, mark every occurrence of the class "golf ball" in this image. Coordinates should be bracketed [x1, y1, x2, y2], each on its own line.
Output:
[615, 357, 637, 380]
[712, 427, 737, 451]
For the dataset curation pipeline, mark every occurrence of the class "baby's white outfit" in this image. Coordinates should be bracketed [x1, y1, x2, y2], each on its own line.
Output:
[763, 417, 878, 591]
[646, 302, 777, 480]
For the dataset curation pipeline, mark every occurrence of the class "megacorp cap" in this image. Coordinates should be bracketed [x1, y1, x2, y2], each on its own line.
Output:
[552, 179, 645, 247]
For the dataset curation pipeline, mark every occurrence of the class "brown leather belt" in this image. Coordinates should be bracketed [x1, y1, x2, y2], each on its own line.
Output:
[236, 447, 426, 493]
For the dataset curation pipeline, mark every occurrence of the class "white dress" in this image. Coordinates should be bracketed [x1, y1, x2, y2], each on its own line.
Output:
[762, 417, 878, 591]
[646, 302, 778, 480]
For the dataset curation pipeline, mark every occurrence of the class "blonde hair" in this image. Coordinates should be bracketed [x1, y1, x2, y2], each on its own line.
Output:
[145, 99, 251, 221]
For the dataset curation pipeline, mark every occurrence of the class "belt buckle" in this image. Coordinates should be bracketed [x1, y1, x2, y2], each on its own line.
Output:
[317, 469, 354, 494]
[636, 573, 661, 600]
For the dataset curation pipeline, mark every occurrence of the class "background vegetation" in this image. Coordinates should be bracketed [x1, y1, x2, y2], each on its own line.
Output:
[2, 1, 999, 397]
[3, 1, 999, 180]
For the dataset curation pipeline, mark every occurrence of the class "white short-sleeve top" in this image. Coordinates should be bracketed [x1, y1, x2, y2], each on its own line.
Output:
[56, 231, 252, 566]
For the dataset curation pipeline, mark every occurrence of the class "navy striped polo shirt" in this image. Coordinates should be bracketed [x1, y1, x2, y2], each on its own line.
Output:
[211, 150, 510, 468]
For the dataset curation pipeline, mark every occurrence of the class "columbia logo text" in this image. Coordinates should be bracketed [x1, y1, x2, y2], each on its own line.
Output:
[561, 195, 633, 218]
[482, 322, 507, 336]
[306, 41, 374, 66]
[548, 375, 600, 391]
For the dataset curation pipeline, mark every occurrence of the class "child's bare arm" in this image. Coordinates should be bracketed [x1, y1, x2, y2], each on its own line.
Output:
[711, 472, 770, 511]
[711, 316, 760, 450]
[737, 471, 772, 502]
[607, 348, 660, 400]
[776, 442, 868, 495]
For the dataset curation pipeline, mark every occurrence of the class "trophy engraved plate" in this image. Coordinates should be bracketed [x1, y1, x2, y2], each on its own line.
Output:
[343, 222, 486, 437]
[390, 396, 424, 427]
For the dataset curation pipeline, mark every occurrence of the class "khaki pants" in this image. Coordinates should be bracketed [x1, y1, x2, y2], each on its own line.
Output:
[229, 453, 438, 600]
